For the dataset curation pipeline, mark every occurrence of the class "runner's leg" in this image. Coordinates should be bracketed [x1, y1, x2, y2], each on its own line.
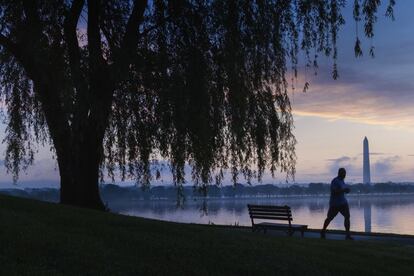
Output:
[322, 206, 339, 234]
[339, 204, 351, 237]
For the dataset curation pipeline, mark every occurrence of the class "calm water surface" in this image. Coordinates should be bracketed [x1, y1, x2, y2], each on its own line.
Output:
[109, 195, 414, 235]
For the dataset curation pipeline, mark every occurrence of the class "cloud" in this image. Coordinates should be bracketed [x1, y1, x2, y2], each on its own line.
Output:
[370, 152, 387, 156]
[372, 155, 401, 175]
[326, 156, 359, 176]
[324, 154, 406, 183]
[357, 152, 387, 156]
[291, 65, 414, 128]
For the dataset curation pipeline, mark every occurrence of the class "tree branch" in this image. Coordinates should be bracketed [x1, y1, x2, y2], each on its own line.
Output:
[22, 1, 73, 151]
[121, 0, 148, 55]
[64, 0, 86, 93]
[100, 24, 118, 57]
[112, 0, 148, 80]
[22, 0, 43, 41]
[21, 0, 49, 77]
[0, 33, 39, 80]
[22, 0, 40, 25]
[0, 34, 20, 58]
[87, 0, 104, 68]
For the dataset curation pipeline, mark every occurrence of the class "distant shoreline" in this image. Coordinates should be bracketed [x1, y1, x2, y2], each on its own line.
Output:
[2, 185, 414, 203]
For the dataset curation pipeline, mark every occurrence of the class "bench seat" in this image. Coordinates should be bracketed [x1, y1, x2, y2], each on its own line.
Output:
[253, 222, 307, 236]
[255, 222, 308, 229]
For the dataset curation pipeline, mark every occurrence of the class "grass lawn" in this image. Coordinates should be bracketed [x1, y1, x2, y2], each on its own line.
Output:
[0, 194, 413, 275]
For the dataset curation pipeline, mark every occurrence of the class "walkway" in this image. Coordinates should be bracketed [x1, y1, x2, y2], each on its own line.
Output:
[210, 224, 414, 246]
[254, 228, 414, 246]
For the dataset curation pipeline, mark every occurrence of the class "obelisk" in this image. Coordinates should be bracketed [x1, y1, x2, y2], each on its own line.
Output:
[363, 137, 371, 185]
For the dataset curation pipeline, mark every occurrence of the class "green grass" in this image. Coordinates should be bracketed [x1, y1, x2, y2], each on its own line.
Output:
[0, 195, 413, 275]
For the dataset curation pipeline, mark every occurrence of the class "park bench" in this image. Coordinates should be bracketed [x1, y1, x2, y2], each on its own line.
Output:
[247, 204, 308, 237]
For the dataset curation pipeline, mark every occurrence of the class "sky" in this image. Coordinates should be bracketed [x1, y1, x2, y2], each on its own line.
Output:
[0, 1, 414, 188]
[291, 0, 414, 184]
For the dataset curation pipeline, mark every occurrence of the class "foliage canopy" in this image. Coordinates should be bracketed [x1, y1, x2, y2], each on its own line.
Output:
[0, 0, 394, 192]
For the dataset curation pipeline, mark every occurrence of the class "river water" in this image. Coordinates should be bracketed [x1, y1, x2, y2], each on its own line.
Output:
[109, 194, 414, 235]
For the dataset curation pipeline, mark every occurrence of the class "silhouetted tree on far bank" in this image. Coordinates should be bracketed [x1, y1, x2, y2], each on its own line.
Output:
[0, 1, 394, 210]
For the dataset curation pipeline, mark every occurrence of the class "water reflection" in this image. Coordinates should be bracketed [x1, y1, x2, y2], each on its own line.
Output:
[364, 201, 371, 232]
[109, 195, 414, 235]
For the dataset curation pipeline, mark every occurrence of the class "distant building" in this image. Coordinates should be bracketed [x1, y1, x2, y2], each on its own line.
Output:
[363, 137, 371, 185]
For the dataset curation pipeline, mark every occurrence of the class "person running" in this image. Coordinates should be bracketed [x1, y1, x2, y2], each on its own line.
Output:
[321, 168, 353, 240]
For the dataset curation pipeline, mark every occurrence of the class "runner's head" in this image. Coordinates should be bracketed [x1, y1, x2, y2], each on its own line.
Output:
[338, 168, 346, 179]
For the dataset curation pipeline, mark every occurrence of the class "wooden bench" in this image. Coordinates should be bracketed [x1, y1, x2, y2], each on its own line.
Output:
[247, 204, 308, 237]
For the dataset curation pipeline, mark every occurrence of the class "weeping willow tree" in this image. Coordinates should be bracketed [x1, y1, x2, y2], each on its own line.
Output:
[0, 0, 394, 210]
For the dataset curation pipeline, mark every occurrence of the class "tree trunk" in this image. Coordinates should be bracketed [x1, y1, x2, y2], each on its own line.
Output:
[56, 112, 107, 211]
[59, 167, 105, 211]
[32, 79, 106, 211]
[58, 139, 106, 211]
[0, 0, 148, 212]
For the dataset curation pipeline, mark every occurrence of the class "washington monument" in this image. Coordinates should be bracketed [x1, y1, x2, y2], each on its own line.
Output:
[363, 137, 371, 185]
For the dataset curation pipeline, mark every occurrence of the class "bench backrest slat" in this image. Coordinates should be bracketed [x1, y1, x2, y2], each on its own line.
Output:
[248, 207, 291, 212]
[249, 210, 290, 213]
[248, 204, 290, 210]
[247, 204, 293, 225]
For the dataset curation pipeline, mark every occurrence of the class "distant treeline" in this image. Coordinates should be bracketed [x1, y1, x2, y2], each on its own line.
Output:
[128, 182, 414, 200]
[2, 182, 413, 202]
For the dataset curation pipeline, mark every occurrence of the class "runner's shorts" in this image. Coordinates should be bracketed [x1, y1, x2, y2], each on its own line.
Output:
[327, 204, 350, 219]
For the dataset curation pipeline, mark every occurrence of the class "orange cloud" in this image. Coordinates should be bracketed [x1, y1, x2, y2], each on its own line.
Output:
[290, 67, 414, 128]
